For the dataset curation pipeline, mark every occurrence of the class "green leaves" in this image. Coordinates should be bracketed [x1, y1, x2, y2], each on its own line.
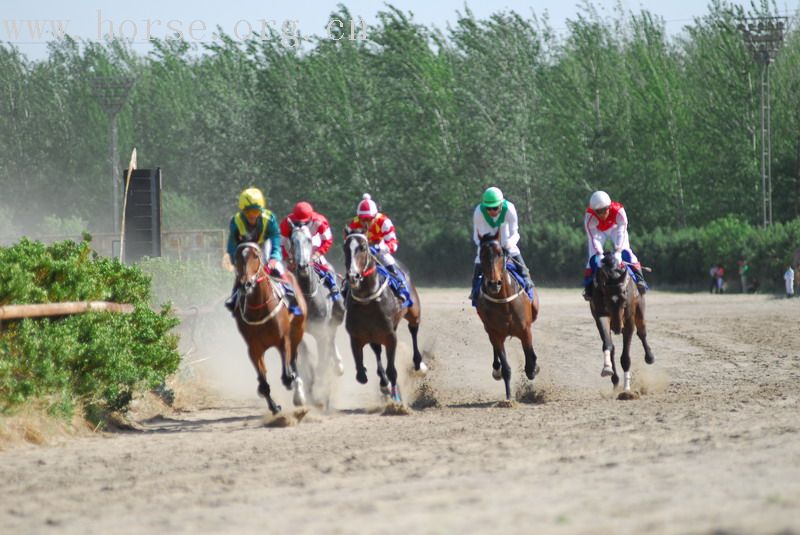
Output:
[0, 237, 180, 417]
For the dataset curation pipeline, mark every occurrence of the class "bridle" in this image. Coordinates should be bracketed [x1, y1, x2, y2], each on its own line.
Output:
[236, 243, 283, 324]
[345, 233, 388, 304]
[479, 238, 524, 304]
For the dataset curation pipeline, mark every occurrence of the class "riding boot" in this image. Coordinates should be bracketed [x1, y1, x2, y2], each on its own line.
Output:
[469, 263, 482, 300]
[632, 267, 649, 294]
[511, 254, 534, 291]
[225, 281, 241, 316]
[387, 264, 410, 302]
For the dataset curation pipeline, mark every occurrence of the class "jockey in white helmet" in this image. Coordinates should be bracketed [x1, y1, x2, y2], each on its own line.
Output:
[582, 190, 648, 300]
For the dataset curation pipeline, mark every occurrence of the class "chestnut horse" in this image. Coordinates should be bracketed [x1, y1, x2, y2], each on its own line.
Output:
[343, 232, 427, 403]
[590, 252, 655, 396]
[233, 242, 307, 414]
[476, 232, 540, 401]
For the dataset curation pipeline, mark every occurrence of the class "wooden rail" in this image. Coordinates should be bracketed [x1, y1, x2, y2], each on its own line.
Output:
[0, 301, 135, 320]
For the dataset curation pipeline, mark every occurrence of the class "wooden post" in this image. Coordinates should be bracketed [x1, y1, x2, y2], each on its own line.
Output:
[0, 301, 135, 320]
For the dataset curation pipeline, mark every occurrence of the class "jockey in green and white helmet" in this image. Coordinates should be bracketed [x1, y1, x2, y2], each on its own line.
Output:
[470, 186, 535, 300]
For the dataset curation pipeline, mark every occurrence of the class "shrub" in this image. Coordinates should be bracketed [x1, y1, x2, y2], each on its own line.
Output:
[0, 236, 180, 418]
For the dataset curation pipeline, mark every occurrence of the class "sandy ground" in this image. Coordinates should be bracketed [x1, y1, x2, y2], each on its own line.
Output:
[1, 288, 799, 535]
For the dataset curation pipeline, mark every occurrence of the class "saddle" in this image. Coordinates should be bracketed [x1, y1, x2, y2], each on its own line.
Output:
[472, 262, 533, 307]
[376, 265, 413, 307]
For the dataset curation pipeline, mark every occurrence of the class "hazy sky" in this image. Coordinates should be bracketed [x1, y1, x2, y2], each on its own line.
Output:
[3, 0, 798, 58]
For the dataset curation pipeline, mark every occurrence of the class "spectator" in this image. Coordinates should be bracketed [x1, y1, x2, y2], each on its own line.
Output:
[715, 264, 725, 294]
[738, 260, 750, 293]
[784, 265, 795, 298]
[709, 265, 719, 293]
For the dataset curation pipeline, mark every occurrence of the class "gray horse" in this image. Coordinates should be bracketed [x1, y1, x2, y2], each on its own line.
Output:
[288, 223, 346, 402]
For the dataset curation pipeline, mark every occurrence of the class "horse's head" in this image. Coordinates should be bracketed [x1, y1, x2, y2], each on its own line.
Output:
[290, 221, 313, 271]
[344, 232, 373, 289]
[235, 242, 265, 296]
[596, 252, 631, 308]
[479, 231, 506, 295]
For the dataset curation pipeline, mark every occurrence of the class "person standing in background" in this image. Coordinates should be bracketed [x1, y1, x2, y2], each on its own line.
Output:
[738, 260, 749, 293]
[784, 265, 795, 298]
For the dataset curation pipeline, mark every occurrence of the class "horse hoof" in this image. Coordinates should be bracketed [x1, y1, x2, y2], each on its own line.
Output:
[601, 365, 614, 377]
[645, 354, 655, 365]
[292, 379, 306, 406]
[270, 403, 282, 415]
[380, 384, 391, 396]
[414, 361, 429, 376]
[391, 386, 402, 403]
[492, 368, 502, 381]
[525, 364, 539, 380]
[356, 368, 368, 384]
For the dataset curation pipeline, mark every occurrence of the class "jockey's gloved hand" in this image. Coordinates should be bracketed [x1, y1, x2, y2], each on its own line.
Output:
[613, 252, 623, 266]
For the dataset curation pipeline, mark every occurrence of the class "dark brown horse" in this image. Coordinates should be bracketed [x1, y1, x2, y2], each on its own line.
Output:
[343, 233, 427, 403]
[590, 252, 655, 396]
[233, 242, 307, 414]
[476, 232, 540, 401]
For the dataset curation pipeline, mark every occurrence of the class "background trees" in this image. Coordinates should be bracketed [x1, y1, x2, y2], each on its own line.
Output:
[1, 1, 797, 285]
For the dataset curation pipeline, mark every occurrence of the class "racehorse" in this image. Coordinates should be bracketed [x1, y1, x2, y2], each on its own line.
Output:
[343, 232, 427, 403]
[287, 223, 346, 401]
[475, 232, 540, 401]
[233, 242, 307, 414]
[590, 251, 655, 396]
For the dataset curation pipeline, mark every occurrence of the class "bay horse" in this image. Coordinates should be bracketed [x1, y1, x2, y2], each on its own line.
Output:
[343, 232, 427, 403]
[476, 232, 540, 401]
[590, 252, 655, 396]
[287, 223, 346, 400]
[233, 242, 307, 414]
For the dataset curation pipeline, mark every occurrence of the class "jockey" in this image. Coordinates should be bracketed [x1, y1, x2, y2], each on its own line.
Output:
[345, 193, 408, 295]
[582, 190, 648, 301]
[280, 201, 341, 301]
[224, 187, 300, 314]
[470, 186, 535, 300]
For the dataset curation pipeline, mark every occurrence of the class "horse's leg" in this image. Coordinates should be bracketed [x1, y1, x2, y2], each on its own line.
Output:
[331, 327, 345, 376]
[371, 342, 390, 396]
[593, 313, 616, 382]
[491, 334, 512, 401]
[351, 338, 368, 384]
[408, 323, 428, 375]
[619, 314, 636, 392]
[520, 327, 539, 381]
[384, 335, 402, 403]
[249, 345, 281, 414]
[635, 298, 655, 364]
[492, 346, 502, 381]
[279, 335, 296, 391]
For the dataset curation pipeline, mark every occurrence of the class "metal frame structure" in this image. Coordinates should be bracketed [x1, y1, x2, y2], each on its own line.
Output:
[739, 16, 787, 227]
[90, 76, 135, 234]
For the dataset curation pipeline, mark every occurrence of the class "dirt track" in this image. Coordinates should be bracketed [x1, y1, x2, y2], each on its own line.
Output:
[1, 289, 799, 534]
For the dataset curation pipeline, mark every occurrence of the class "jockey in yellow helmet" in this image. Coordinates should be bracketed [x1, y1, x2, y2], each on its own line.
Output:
[224, 187, 298, 314]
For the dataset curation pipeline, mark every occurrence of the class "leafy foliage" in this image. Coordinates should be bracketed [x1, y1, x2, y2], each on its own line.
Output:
[0, 237, 179, 417]
[0, 2, 798, 284]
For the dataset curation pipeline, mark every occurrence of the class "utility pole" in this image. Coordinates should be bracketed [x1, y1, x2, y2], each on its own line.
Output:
[90, 76, 134, 234]
[739, 16, 787, 227]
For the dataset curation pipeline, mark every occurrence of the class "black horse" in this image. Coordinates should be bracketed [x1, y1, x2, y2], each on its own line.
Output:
[590, 252, 655, 398]
[342, 232, 427, 404]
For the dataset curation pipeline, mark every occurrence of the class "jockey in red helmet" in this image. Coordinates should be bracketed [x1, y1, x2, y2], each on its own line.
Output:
[345, 193, 408, 295]
[280, 201, 341, 301]
[582, 190, 648, 301]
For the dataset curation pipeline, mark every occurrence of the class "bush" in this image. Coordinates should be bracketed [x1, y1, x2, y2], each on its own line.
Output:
[0, 236, 180, 417]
